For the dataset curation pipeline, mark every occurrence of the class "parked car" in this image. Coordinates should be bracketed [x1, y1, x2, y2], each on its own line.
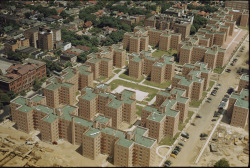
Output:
[175, 146, 181, 151]
[224, 95, 230, 98]
[222, 98, 228, 102]
[196, 115, 202, 118]
[214, 87, 219, 90]
[227, 88, 234, 94]
[226, 69, 231, 73]
[178, 142, 184, 146]
[200, 137, 206, 140]
[207, 97, 212, 100]
[230, 63, 235, 66]
[191, 123, 196, 126]
[206, 100, 211, 103]
[172, 150, 179, 155]
[164, 160, 172, 167]
[181, 132, 189, 139]
[216, 83, 221, 86]
[170, 154, 176, 158]
[211, 119, 217, 122]
[200, 133, 208, 137]
[211, 92, 216, 96]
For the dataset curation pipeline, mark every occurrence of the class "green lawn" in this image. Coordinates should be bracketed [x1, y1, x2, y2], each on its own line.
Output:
[152, 50, 169, 58]
[76, 91, 80, 96]
[98, 75, 114, 83]
[143, 79, 172, 89]
[238, 26, 249, 31]
[213, 66, 226, 74]
[189, 91, 207, 108]
[208, 81, 215, 91]
[159, 132, 181, 146]
[136, 105, 143, 117]
[114, 69, 121, 74]
[178, 111, 194, 131]
[109, 79, 158, 101]
[119, 73, 144, 83]
[136, 100, 148, 105]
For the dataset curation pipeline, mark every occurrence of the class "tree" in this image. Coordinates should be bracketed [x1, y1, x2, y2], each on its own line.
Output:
[77, 52, 88, 63]
[24, 12, 31, 19]
[190, 25, 196, 35]
[214, 158, 230, 167]
[64, 62, 72, 68]
[60, 10, 69, 19]
[20, 90, 26, 96]
[7, 91, 16, 100]
[33, 78, 42, 91]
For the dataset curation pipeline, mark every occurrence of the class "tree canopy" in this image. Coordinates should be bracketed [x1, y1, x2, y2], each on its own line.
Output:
[187, 4, 218, 13]
[214, 158, 230, 167]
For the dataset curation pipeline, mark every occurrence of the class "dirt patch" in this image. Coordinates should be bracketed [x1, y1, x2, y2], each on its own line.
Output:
[197, 123, 249, 167]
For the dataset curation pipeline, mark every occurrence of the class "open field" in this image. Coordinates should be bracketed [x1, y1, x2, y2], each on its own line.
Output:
[109, 79, 158, 101]
[143, 79, 172, 89]
[112, 86, 149, 101]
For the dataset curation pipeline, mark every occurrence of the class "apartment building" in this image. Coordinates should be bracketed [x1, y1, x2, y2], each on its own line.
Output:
[141, 87, 189, 141]
[79, 86, 136, 129]
[24, 26, 61, 50]
[44, 64, 94, 108]
[129, 51, 175, 83]
[238, 74, 249, 92]
[225, 1, 249, 10]
[172, 62, 211, 100]
[86, 43, 126, 79]
[123, 30, 149, 53]
[227, 89, 249, 128]
[0, 58, 46, 93]
[178, 41, 226, 70]
[4, 37, 30, 53]
[145, 14, 193, 39]
[10, 93, 157, 167]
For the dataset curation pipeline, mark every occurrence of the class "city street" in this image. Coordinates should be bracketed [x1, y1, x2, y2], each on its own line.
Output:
[168, 34, 249, 166]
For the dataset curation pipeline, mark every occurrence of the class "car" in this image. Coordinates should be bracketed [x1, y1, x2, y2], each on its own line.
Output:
[200, 137, 206, 140]
[214, 87, 219, 90]
[172, 150, 179, 155]
[226, 69, 231, 73]
[178, 142, 184, 146]
[213, 114, 219, 117]
[165, 160, 172, 166]
[227, 88, 234, 94]
[230, 63, 235, 66]
[181, 133, 189, 139]
[211, 92, 216, 96]
[216, 83, 221, 86]
[196, 115, 202, 118]
[191, 123, 196, 126]
[207, 97, 212, 100]
[170, 154, 176, 158]
[211, 119, 217, 122]
[236, 54, 240, 57]
[175, 146, 181, 151]
[212, 89, 217, 93]
[222, 98, 228, 102]
[200, 133, 208, 137]
[224, 95, 230, 98]
[206, 100, 211, 103]
[233, 58, 238, 61]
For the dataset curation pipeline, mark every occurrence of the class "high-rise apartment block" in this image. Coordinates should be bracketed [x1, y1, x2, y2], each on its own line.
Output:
[86, 43, 127, 79]
[225, 1, 249, 10]
[178, 40, 226, 70]
[44, 65, 94, 108]
[238, 74, 249, 92]
[141, 87, 189, 141]
[79, 86, 136, 129]
[227, 89, 249, 128]
[24, 26, 62, 50]
[145, 14, 193, 40]
[0, 59, 46, 93]
[172, 62, 211, 100]
[129, 51, 175, 83]
[10, 89, 157, 167]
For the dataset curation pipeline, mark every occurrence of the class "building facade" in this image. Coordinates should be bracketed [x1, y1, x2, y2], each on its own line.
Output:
[0, 58, 46, 93]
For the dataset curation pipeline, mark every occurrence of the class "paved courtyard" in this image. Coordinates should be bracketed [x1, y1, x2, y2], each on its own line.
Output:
[111, 86, 149, 101]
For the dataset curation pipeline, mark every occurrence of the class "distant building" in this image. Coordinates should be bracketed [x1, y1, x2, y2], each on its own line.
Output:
[0, 58, 46, 93]
[225, 1, 249, 10]
[4, 38, 30, 53]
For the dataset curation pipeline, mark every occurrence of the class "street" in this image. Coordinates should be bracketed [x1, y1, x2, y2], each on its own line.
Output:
[168, 34, 249, 166]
